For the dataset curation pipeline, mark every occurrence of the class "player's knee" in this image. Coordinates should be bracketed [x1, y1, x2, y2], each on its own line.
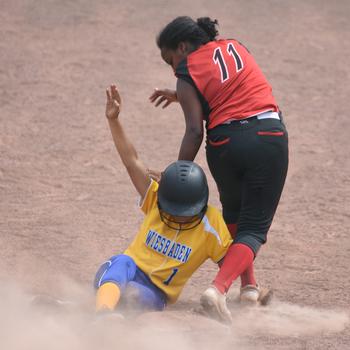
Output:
[94, 254, 137, 290]
[126, 282, 166, 311]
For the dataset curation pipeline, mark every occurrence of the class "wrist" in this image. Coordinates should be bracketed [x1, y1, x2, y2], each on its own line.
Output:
[107, 116, 119, 123]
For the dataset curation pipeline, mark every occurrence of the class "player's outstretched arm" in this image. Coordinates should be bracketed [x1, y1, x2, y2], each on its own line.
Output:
[105, 85, 151, 199]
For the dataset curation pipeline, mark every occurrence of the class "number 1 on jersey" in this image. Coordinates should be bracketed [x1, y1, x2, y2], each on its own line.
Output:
[163, 268, 179, 285]
[227, 43, 243, 72]
[213, 47, 229, 82]
[213, 43, 244, 83]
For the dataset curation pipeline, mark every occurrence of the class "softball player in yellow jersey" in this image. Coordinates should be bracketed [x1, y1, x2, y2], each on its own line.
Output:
[95, 85, 232, 316]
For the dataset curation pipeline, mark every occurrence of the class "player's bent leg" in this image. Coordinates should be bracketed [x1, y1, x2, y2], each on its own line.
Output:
[96, 282, 121, 311]
[94, 254, 137, 312]
[124, 266, 167, 311]
[125, 281, 166, 311]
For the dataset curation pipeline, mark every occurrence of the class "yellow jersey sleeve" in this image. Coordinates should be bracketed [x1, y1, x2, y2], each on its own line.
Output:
[204, 207, 233, 263]
[140, 180, 159, 215]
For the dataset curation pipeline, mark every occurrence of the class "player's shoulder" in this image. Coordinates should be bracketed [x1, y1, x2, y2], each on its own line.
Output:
[139, 179, 159, 213]
[226, 38, 251, 53]
[201, 205, 230, 245]
[202, 205, 226, 230]
[205, 204, 223, 219]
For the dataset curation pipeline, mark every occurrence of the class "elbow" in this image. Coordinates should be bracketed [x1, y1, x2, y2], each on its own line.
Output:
[186, 126, 203, 142]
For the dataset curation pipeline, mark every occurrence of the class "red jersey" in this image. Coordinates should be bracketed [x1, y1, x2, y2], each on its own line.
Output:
[175, 39, 279, 130]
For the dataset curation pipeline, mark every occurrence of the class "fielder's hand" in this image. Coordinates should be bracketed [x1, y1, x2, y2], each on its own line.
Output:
[149, 88, 178, 108]
[106, 85, 121, 120]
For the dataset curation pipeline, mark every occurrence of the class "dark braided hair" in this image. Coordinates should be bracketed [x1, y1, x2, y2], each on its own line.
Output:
[157, 16, 219, 50]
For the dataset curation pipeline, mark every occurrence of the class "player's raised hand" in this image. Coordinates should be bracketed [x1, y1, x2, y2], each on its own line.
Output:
[147, 168, 162, 182]
[106, 85, 121, 120]
[149, 88, 178, 108]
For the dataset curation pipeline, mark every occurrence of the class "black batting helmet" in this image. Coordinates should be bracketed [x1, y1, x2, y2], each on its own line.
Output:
[157, 161, 209, 218]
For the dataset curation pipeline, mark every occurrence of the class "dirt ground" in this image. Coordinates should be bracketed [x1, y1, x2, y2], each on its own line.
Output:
[1, 0, 349, 349]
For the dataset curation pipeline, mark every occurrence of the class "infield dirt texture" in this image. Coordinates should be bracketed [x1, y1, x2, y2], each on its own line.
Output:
[0, 1, 349, 349]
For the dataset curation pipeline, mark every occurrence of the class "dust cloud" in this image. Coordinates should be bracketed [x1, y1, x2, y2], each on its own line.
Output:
[228, 298, 349, 338]
[0, 280, 347, 350]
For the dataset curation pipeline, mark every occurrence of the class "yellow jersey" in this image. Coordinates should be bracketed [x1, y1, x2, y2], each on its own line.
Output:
[124, 180, 232, 303]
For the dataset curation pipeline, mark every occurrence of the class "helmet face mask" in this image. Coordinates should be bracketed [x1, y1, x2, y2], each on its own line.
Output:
[158, 204, 207, 231]
[157, 161, 209, 230]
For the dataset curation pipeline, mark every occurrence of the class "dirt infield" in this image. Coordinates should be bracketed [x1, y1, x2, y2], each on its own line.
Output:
[1, 1, 349, 349]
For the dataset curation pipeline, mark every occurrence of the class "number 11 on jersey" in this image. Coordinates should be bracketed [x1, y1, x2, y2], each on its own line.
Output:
[213, 43, 244, 83]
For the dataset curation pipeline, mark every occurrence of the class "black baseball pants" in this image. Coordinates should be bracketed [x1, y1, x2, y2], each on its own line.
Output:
[206, 116, 289, 255]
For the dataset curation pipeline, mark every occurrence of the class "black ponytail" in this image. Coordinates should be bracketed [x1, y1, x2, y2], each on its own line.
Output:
[157, 16, 219, 50]
[196, 17, 219, 41]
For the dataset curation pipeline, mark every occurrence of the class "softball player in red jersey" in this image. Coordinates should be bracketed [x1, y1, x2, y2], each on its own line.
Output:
[150, 16, 288, 320]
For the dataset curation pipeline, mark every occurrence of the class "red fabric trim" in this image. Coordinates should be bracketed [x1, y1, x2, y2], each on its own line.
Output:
[214, 243, 254, 293]
[208, 138, 230, 146]
[257, 131, 284, 136]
